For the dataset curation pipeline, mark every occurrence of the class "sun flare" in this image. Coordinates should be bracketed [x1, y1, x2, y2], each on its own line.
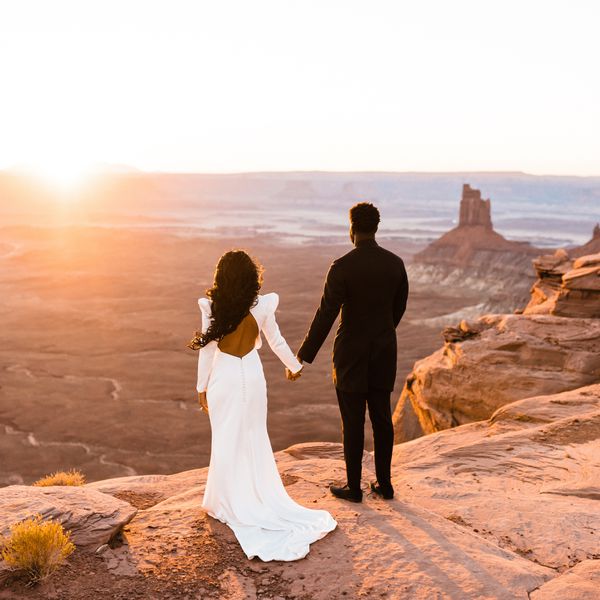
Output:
[25, 159, 94, 192]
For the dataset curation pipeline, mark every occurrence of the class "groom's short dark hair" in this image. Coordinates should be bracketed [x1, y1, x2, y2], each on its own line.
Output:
[349, 202, 380, 234]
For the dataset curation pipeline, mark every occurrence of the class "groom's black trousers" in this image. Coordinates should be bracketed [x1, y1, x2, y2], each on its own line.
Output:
[335, 387, 394, 491]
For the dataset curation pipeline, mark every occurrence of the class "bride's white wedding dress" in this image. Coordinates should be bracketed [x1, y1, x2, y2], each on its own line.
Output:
[196, 292, 337, 561]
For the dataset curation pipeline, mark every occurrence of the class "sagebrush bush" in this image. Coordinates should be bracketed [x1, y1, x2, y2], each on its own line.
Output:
[0, 513, 76, 585]
[32, 468, 86, 487]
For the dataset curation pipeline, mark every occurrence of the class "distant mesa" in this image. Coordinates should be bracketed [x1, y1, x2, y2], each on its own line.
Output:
[341, 181, 360, 199]
[415, 183, 538, 265]
[408, 183, 541, 312]
[273, 179, 320, 201]
[271, 178, 379, 204]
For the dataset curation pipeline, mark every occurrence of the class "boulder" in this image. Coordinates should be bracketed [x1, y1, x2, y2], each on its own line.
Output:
[0, 485, 137, 549]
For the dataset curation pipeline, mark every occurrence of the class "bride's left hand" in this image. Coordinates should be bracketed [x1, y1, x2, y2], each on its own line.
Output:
[285, 367, 303, 381]
[198, 391, 209, 414]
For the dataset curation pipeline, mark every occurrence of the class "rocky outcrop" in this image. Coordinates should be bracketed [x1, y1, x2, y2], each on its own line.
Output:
[408, 184, 542, 312]
[395, 240, 600, 444]
[0, 485, 137, 550]
[393, 313, 600, 442]
[4, 387, 599, 598]
[525, 250, 600, 318]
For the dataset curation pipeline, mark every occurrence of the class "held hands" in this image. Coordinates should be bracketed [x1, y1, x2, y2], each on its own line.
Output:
[285, 367, 302, 381]
[198, 391, 209, 414]
[285, 357, 304, 382]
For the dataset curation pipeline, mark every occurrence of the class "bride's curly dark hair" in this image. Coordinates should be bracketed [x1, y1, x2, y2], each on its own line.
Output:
[187, 250, 264, 350]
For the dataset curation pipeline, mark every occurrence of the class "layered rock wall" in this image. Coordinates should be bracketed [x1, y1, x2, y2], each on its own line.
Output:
[525, 251, 600, 318]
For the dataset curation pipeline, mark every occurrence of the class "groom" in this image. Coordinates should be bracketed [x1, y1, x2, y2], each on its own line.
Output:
[295, 202, 409, 502]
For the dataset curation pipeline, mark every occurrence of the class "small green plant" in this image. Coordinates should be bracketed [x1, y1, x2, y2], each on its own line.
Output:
[0, 513, 76, 585]
[32, 468, 86, 487]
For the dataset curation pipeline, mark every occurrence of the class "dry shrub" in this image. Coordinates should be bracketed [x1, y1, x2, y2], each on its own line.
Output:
[32, 468, 86, 487]
[0, 513, 76, 585]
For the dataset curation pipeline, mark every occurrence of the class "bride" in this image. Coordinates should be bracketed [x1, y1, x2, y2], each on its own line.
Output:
[188, 250, 337, 561]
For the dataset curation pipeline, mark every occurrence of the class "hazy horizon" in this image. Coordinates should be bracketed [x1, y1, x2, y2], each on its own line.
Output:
[5, 165, 600, 178]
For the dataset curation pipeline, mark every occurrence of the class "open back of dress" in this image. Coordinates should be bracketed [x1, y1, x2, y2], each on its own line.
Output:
[217, 313, 259, 358]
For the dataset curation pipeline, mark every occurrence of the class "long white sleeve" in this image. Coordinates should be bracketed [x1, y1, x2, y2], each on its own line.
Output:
[196, 299, 218, 393]
[261, 293, 303, 374]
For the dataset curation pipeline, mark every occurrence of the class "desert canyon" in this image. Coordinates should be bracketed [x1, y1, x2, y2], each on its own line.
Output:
[1, 174, 599, 598]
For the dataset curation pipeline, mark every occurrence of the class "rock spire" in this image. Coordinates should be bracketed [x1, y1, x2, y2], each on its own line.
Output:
[458, 184, 492, 228]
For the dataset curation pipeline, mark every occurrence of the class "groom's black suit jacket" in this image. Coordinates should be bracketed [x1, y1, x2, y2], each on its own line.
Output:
[297, 238, 409, 393]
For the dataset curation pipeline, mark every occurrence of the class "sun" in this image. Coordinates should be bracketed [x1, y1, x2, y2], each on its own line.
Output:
[25, 159, 95, 192]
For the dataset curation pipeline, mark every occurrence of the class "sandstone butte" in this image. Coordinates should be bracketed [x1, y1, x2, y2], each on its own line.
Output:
[407, 184, 542, 312]
[1, 383, 599, 599]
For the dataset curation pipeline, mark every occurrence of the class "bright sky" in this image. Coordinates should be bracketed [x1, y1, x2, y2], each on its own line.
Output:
[0, 0, 599, 176]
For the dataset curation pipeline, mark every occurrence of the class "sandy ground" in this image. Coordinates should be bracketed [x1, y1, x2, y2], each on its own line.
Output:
[0, 224, 479, 485]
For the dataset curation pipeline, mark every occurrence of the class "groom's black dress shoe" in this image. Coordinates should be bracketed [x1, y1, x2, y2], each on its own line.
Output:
[370, 482, 394, 499]
[330, 484, 363, 503]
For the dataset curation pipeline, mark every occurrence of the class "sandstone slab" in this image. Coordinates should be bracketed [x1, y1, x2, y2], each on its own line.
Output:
[108, 446, 551, 600]
[0, 485, 137, 549]
[392, 385, 600, 572]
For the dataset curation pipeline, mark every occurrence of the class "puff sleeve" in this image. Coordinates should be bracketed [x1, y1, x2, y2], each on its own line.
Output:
[261, 293, 303, 373]
[196, 298, 218, 393]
